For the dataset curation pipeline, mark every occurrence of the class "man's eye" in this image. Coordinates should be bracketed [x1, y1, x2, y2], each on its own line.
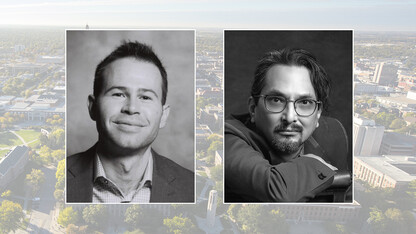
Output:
[298, 99, 314, 105]
[139, 95, 152, 101]
[112, 93, 125, 98]
[269, 97, 285, 103]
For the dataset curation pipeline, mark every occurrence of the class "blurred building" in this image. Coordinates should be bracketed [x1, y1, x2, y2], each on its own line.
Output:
[275, 202, 361, 223]
[398, 72, 416, 91]
[206, 190, 218, 227]
[0, 146, 29, 190]
[376, 92, 416, 109]
[353, 115, 385, 156]
[3, 62, 47, 76]
[354, 155, 416, 189]
[372, 62, 398, 86]
[196, 124, 213, 150]
[214, 150, 223, 166]
[354, 81, 394, 95]
[198, 104, 223, 132]
[380, 132, 416, 156]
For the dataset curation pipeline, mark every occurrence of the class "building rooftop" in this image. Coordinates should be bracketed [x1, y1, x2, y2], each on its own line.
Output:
[0, 96, 15, 102]
[382, 132, 416, 147]
[9, 102, 30, 110]
[377, 95, 416, 105]
[0, 146, 28, 176]
[357, 155, 416, 182]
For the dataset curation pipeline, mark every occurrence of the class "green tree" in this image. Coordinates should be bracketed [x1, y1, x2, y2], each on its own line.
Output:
[196, 96, 208, 113]
[375, 112, 397, 128]
[236, 205, 264, 233]
[55, 159, 65, 190]
[406, 180, 416, 201]
[58, 207, 79, 228]
[51, 149, 65, 162]
[25, 168, 45, 194]
[368, 207, 386, 234]
[207, 140, 222, 158]
[49, 128, 65, 149]
[227, 204, 239, 221]
[389, 118, 406, 129]
[1, 190, 11, 198]
[38, 145, 52, 164]
[66, 224, 88, 234]
[54, 189, 64, 202]
[124, 205, 144, 230]
[0, 200, 24, 234]
[397, 123, 416, 135]
[210, 165, 222, 181]
[207, 134, 222, 144]
[163, 215, 197, 234]
[82, 204, 108, 231]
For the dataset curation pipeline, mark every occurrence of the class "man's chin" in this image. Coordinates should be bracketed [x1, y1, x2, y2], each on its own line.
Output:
[271, 137, 301, 154]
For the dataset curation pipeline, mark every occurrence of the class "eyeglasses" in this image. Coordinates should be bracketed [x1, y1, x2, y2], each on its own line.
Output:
[254, 95, 321, 117]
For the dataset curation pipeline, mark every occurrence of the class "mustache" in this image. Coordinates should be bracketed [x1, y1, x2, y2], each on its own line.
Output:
[274, 123, 302, 132]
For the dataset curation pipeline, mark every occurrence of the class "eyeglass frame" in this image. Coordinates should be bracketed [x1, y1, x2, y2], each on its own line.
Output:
[253, 95, 322, 117]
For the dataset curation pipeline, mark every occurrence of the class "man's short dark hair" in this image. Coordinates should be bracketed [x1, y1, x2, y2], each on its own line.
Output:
[251, 48, 331, 110]
[94, 40, 168, 105]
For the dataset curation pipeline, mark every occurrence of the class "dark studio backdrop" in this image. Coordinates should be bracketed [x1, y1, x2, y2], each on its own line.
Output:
[66, 30, 195, 171]
[225, 30, 353, 168]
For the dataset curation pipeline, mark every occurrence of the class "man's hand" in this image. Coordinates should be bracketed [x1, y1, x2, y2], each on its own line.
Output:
[302, 154, 338, 171]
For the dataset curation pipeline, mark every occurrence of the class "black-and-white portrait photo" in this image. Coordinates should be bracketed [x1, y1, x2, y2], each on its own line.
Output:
[66, 30, 195, 203]
[224, 30, 352, 203]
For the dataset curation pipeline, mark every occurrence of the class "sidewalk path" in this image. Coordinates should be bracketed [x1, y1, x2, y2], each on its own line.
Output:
[10, 130, 27, 146]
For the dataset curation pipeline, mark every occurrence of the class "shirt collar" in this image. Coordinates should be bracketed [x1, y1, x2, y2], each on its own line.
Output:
[93, 149, 153, 187]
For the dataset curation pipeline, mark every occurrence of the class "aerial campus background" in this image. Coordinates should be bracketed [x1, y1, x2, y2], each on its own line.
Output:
[1, 1, 416, 234]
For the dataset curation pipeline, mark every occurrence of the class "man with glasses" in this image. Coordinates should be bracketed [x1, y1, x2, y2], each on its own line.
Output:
[225, 48, 343, 202]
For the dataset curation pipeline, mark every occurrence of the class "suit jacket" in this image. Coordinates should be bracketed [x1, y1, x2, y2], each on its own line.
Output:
[225, 114, 348, 202]
[67, 144, 194, 203]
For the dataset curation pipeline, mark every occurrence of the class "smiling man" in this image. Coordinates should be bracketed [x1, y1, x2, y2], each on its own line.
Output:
[225, 48, 346, 202]
[67, 41, 194, 203]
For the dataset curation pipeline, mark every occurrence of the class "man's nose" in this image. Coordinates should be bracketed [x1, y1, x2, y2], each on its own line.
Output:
[121, 97, 140, 114]
[281, 101, 298, 123]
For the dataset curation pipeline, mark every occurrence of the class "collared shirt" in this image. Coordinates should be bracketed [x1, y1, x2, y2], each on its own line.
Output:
[92, 150, 153, 203]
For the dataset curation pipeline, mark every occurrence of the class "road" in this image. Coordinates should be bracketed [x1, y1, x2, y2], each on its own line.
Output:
[16, 166, 61, 234]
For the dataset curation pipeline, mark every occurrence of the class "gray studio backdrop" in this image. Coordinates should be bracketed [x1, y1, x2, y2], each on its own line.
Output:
[66, 30, 195, 171]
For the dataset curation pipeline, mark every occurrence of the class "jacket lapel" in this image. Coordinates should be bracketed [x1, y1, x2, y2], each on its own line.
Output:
[150, 150, 177, 202]
[67, 145, 95, 202]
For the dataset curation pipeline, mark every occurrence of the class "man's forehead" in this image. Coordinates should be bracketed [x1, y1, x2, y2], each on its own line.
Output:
[262, 64, 316, 98]
[100, 57, 163, 94]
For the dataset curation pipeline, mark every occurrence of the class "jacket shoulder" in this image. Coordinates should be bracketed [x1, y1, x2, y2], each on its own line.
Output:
[154, 154, 194, 182]
[152, 152, 194, 202]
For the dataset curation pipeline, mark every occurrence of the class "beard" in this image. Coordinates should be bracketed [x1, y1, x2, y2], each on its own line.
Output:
[270, 123, 303, 154]
[271, 135, 302, 154]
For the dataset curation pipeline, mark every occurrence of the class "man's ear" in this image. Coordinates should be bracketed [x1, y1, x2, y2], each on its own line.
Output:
[159, 104, 170, 128]
[248, 96, 256, 123]
[88, 95, 97, 121]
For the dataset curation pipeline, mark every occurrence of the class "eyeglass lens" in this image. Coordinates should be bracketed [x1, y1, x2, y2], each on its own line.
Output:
[264, 96, 317, 116]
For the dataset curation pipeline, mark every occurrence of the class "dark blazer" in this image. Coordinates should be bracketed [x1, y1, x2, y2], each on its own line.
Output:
[225, 114, 349, 202]
[66, 145, 194, 203]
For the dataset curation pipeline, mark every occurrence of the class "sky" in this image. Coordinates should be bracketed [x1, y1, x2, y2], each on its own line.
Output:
[0, 0, 415, 30]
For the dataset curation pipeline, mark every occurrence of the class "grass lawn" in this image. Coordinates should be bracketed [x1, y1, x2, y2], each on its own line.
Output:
[28, 139, 40, 148]
[0, 149, 10, 159]
[14, 129, 41, 144]
[0, 131, 23, 148]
